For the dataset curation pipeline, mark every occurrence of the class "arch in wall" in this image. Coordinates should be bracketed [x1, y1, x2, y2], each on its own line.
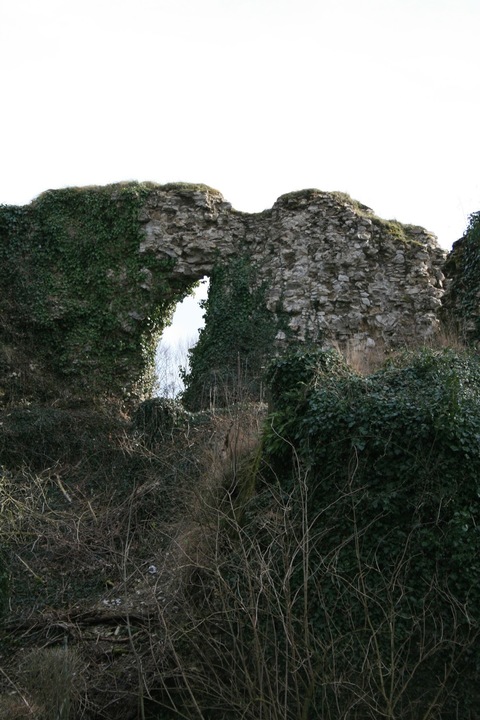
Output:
[0, 182, 447, 410]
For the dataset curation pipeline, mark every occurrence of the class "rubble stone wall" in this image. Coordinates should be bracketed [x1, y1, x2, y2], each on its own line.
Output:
[141, 185, 447, 350]
[0, 182, 448, 405]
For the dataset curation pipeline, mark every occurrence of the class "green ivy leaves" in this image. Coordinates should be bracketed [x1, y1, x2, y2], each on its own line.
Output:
[0, 183, 196, 404]
[181, 257, 277, 410]
[444, 210, 480, 342]
[259, 347, 480, 713]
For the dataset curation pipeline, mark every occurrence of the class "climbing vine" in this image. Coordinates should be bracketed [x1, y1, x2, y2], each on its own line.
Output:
[0, 183, 195, 404]
[258, 347, 480, 716]
[443, 210, 480, 342]
[181, 257, 277, 410]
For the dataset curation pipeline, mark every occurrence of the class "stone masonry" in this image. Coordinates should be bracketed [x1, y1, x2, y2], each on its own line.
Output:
[140, 185, 446, 350]
[0, 182, 448, 406]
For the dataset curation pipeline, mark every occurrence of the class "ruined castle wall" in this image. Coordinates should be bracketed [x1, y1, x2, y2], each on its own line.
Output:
[141, 186, 447, 350]
[0, 182, 447, 406]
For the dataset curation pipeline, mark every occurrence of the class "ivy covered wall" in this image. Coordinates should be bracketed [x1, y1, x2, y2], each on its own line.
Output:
[0, 183, 197, 406]
[442, 211, 480, 343]
[0, 181, 452, 410]
[181, 257, 278, 410]
[257, 347, 480, 716]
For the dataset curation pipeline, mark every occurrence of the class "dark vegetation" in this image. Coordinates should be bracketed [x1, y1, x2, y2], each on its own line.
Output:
[1, 193, 480, 718]
[0, 183, 196, 406]
[443, 210, 480, 342]
[181, 257, 277, 411]
[1, 344, 480, 719]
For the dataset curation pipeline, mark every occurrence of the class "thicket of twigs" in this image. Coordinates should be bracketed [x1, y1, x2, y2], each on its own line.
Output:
[1, 342, 480, 720]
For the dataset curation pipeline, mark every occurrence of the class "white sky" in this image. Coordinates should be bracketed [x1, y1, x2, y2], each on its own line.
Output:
[2, 0, 480, 351]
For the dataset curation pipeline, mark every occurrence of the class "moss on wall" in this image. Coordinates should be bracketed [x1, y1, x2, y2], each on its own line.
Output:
[443, 211, 480, 343]
[181, 256, 277, 410]
[0, 182, 196, 406]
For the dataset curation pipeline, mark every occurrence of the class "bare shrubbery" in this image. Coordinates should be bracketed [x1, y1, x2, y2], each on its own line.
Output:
[155, 336, 197, 399]
[18, 646, 86, 720]
[145, 346, 480, 719]
[2, 340, 480, 719]
[332, 322, 468, 377]
[149, 463, 480, 719]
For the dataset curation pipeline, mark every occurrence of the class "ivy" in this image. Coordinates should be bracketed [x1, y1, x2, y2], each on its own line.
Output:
[181, 256, 277, 410]
[444, 210, 480, 342]
[258, 347, 480, 715]
[0, 183, 196, 404]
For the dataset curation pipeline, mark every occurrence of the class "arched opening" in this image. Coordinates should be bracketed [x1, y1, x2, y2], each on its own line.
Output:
[154, 276, 209, 397]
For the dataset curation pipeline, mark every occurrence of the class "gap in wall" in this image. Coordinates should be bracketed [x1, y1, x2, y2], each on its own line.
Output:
[154, 276, 209, 398]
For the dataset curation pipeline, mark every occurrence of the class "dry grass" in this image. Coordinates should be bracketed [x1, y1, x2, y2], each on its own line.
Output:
[1, 331, 474, 718]
[160, 402, 267, 600]
[17, 646, 86, 720]
[332, 339, 389, 375]
[0, 695, 37, 719]
[331, 323, 468, 377]
[0, 396, 268, 719]
[425, 321, 469, 351]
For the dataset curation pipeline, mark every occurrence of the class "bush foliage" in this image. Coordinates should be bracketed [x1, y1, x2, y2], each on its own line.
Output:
[140, 348, 480, 719]
[2, 347, 480, 719]
[181, 257, 276, 410]
[443, 210, 480, 343]
[255, 347, 480, 717]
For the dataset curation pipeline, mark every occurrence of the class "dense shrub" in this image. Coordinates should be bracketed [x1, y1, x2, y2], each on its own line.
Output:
[153, 348, 480, 719]
[181, 257, 276, 410]
[257, 347, 480, 717]
[134, 397, 190, 447]
[0, 405, 127, 471]
[443, 210, 480, 343]
[3, 347, 480, 719]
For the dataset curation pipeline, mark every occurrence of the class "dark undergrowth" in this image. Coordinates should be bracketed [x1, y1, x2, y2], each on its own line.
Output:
[1, 345, 480, 719]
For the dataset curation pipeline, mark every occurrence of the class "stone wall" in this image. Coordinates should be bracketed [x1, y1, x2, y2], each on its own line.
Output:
[0, 182, 448, 406]
[141, 185, 446, 350]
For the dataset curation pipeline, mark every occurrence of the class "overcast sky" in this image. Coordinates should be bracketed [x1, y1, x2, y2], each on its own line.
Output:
[2, 0, 479, 353]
